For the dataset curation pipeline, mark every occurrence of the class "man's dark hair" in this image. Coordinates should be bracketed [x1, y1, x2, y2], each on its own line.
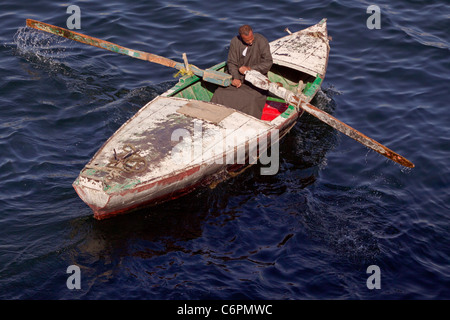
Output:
[238, 25, 253, 36]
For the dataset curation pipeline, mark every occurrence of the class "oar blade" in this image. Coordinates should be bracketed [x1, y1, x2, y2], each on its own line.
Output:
[300, 101, 415, 168]
[244, 70, 414, 168]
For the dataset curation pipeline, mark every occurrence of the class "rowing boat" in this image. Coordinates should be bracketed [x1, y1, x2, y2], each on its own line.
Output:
[72, 19, 330, 220]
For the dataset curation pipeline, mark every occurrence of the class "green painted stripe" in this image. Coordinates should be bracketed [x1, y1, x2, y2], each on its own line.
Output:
[280, 105, 296, 119]
[303, 75, 323, 98]
[104, 179, 141, 194]
[267, 96, 286, 103]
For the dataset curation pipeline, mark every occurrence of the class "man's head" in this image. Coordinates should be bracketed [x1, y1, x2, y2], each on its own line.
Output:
[239, 25, 254, 46]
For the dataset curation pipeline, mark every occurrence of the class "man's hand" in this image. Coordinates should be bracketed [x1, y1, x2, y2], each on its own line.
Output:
[231, 79, 242, 88]
[239, 66, 251, 75]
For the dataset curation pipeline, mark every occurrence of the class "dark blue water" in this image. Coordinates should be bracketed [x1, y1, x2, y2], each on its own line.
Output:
[0, 0, 448, 300]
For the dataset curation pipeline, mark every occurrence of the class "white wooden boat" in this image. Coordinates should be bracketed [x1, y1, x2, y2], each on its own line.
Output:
[73, 19, 330, 219]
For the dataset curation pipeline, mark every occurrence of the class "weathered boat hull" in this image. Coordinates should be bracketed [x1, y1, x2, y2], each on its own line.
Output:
[73, 19, 330, 220]
[73, 107, 300, 220]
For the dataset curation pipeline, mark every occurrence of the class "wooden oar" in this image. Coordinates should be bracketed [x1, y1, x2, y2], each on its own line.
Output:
[25, 19, 231, 87]
[245, 70, 414, 168]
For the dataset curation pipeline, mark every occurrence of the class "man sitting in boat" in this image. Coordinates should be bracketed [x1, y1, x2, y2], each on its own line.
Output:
[211, 25, 273, 119]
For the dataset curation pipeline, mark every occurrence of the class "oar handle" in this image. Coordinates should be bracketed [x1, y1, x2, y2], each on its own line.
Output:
[26, 19, 232, 86]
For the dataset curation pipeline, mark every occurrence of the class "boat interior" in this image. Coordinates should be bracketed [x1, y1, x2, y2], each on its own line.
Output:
[170, 62, 317, 122]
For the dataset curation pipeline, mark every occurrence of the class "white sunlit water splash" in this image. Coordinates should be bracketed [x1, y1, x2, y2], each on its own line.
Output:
[13, 27, 71, 66]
